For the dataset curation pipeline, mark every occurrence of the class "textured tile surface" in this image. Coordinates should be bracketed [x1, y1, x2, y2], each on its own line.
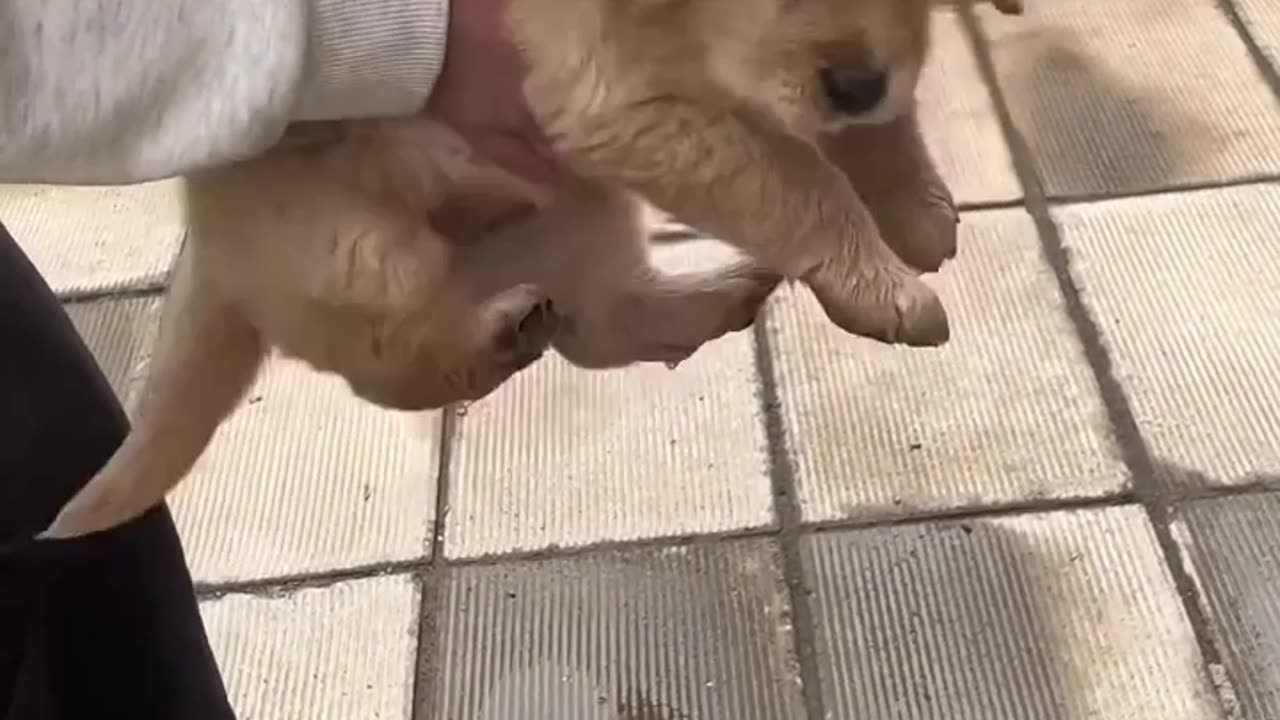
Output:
[769, 208, 1124, 523]
[919, 9, 1022, 205]
[1057, 185, 1280, 490]
[803, 506, 1222, 720]
[979, 0, 1280, 198]
[201, 575, 419, 720]
[426, 540, 804, 720]
[18, 0, 1280, 707]
[62, 296, 163, 407]
[446, 241, 773, 559]
[1176, 493, 1280, 719]
[169, 353, 440, 583]
[1, 180, 185, 295]
[1237, 0, 1280, 72]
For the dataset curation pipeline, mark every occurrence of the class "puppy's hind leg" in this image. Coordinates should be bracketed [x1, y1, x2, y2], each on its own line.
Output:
[556, 261, 780, 369]
[41, 250, 263, 539]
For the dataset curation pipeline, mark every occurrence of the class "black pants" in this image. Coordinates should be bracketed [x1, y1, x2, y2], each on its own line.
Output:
[0, 225, 236, 719]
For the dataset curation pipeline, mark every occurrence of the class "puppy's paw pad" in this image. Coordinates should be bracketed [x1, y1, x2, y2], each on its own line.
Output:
[496, 295, 560, 371]
[517, 297, 558, 341]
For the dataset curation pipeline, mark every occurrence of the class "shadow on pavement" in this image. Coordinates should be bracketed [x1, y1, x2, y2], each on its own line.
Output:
[804, 520, 1079, 719]
[1001, 30, 1221, 197]
[1150, 457, 1280, 494]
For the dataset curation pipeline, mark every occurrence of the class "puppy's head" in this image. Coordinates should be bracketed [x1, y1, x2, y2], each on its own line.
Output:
[699, 0, 932, 135]
[697, 0, 1025, 136]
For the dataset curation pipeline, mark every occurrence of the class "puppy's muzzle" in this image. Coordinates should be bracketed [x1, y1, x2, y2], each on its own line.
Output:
[820, 66, 888, 117]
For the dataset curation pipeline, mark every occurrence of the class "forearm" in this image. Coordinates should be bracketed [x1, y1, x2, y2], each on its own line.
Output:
[0, 0, 448, 185]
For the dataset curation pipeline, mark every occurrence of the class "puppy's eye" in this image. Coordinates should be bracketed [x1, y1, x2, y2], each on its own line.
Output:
[819, 66, 888, 116]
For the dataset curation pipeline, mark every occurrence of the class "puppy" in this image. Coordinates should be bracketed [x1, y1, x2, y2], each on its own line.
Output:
[44, 0, 975, 539]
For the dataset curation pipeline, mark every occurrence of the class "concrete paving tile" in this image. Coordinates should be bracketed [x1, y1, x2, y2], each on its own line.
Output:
[768, 208, 1125, 524]
[169, 352, 440, 584]
[919, 9, 1023, 206]
[1236, 0, 1280, 74]
[201, 574, 419, 720]
[803, 505, 1223, 720]
[62, 296, 163, 408]
[445, 240, 773, 559]
[426, 540, 804, 720]
[1175, 492, 1280, 718]
[0, 180, 185, 295]
[1055, 185, 1280, 490]
[978, 0, 1280, 198]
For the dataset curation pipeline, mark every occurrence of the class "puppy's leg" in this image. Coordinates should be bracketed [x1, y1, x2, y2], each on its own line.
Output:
[446, 184, 780, 368]
[562, 104, 949, 346]
[533, 193, 780, 368]
[555, 261, 779, 369]
[821, 111, 959, 274]
[41, 250, 263, 539]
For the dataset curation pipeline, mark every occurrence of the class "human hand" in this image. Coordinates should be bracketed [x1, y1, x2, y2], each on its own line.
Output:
[427, 0, 568, 186]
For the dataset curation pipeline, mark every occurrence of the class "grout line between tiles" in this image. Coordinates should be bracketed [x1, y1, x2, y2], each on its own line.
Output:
[651, 175, 1280, 246]
[188, 483, 1280, 599]
[1215, 0, 1280, 104]
[57, 280, 168, 305]
[192, 558, 430, 600]
[53, 228, 185, 304]
[407, 490, 1149, 570]
[1172, 481, 1280, 506]
[751, 306, 828, 720]
[956, 4, 1241, 713]
[1046, 174, 1280, 207]
[409, 405, 458, 720]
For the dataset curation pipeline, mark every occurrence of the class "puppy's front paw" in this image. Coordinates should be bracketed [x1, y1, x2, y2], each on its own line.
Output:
[821, 114, 960, 274]
[871, 182, 959, 274]
[806, 260, 949, 347]
[634, 264, 781, 366]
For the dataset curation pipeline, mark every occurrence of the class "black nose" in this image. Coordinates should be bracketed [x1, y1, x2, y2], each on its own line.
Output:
[820, 67, 888, 116]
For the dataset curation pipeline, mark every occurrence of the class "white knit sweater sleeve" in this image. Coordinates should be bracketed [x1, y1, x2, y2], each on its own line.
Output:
[0, 0, 449, 184]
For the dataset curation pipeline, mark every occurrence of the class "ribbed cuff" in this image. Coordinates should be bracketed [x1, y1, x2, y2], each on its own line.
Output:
[293, 0, 449, 121]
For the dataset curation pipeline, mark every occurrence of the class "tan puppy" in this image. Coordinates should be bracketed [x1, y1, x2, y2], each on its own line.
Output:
[44, 0, 987, 539]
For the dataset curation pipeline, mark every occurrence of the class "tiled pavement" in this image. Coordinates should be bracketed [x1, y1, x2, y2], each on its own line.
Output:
[5, 1, 1280, 717]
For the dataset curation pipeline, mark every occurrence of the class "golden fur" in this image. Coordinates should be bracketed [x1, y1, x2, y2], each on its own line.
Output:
[43, 0, 1024, 539]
